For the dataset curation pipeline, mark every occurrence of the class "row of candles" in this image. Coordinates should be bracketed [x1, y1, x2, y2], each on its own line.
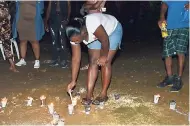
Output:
[1, 92, 109, 114]
[0, 89, 106, 124]
[0, 96, 64, 125]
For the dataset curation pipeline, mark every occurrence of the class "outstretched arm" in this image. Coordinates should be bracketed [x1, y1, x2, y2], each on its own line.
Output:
[71, 44, 81, 82]
[158, 2, 168, 28]
[67, 44, 81, 92]
[159, 2, 168, 21]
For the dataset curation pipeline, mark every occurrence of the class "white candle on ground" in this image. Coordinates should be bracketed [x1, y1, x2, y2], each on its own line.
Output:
[72, 97, 77, 106]
[68, 104, 74, 115]
[1, 97, 8, 108]
[153, 94, 160, 104]
[48, 103, 54, 114]
[40, 95, 46, 107]
[26, 97, 33, 106]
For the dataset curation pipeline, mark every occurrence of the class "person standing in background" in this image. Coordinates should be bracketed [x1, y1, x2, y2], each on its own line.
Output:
[12, 1, 44, 69]
[45, 1, 71, 68]
[0, 1, 18, 72]
[80, 0, 106, 15]
[157, 1, 189, 92]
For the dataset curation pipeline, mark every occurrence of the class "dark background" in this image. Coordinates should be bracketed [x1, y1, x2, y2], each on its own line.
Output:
[43, 1, 162, 44]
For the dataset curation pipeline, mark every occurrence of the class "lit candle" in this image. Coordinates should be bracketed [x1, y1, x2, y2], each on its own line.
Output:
[40, 95, 46, 107]
[48, 103, 54, 114]
[153, 94, 160, 104]
[1, 97, 8, 108]
[72, 97, 77, 106]
[68, 104, 74, 115]
[26, 97, 33, 106]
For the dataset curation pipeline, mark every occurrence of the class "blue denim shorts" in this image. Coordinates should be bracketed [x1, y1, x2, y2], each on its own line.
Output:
[87, 22, 123, 50]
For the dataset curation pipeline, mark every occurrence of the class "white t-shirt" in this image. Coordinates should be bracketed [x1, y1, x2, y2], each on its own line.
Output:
[70, 13, 118, 45]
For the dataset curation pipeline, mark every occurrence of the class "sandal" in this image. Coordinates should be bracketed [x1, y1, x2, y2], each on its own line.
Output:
[92, 96, 108, 105]
[81, 98, 92, 105]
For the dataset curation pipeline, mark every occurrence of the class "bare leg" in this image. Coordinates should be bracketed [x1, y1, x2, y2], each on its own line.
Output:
[20, 40, 28, 59]
[3, 38, 19, 72]
[165, 56, 173, 76]
[100, 50, 117, 97]
[1, 16, 18, 72]
[9, 58, 19, 72]
[177, 54, 185, 77]
[30, 41, 40, 60]
[86, 49, 100, 99]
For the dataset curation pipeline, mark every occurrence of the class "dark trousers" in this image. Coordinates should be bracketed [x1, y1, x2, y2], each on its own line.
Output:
[49, 14, 68, 62]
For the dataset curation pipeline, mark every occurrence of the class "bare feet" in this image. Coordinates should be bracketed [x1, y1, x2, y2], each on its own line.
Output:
[8, 59, 19, 72]
[9, 66, 19, 72]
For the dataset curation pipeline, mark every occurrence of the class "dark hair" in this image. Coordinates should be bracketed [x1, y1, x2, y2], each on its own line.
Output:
[66, 17, 85, 40]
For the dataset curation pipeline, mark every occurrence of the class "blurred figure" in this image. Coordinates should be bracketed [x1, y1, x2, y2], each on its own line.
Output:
[0, 1, 18, 72]
[80, 0, 106, 16]
[45, 1, 71, 68]
[7, 1, 16, 25]
[12, 1, 44, 69]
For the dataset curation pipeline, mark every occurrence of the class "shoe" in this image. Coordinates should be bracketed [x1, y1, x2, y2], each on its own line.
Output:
[92, 96, 109, 105]
[81, 98, 92, 105]
[60, 60, 69, 68]
[34, 60, 40, 69]
[157, 75, 174, 88]
[49, 60, 59, 67]
[15, 59, 26, 66]
[170, 76, 183, 92]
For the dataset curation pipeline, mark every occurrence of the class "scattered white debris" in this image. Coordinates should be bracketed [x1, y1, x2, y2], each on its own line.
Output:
[55, 97, 60, 102]
[79, 88, 86, 94]
[43, 60, 52, 64]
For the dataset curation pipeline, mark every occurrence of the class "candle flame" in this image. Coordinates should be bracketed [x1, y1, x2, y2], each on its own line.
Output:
[27, 97, 33, 100]
[1, 97, 7, 102]
[40, 95, 46, 100]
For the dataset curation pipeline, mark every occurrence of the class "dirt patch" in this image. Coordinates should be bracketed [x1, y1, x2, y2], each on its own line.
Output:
[0, 42, 189, 125]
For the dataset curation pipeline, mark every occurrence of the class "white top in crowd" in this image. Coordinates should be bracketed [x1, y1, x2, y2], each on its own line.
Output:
[70, 13, 118, 45]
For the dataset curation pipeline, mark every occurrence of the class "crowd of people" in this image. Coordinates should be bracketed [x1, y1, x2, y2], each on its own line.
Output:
[0, 1, 189, 105]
